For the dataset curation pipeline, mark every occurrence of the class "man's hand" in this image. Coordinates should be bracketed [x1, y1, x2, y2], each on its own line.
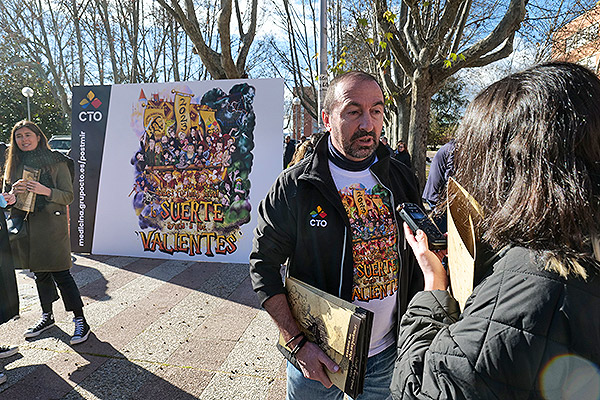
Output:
[294, 340, 339, 387]
[263, 293, 340, 388]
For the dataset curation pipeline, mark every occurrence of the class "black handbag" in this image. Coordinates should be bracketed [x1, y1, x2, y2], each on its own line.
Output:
[5, 213, 27, 241]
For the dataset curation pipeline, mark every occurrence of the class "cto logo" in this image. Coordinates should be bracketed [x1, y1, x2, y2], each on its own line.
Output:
[309, 206, 328, 227]
[78, 90, 103, 122]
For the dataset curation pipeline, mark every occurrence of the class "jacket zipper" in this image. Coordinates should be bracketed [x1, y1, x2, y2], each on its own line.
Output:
[339, 226, 347, 297]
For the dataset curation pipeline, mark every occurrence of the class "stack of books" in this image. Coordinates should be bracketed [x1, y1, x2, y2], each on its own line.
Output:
[277, 277, 373, 398]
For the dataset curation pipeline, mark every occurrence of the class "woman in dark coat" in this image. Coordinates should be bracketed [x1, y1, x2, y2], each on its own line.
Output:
[5, 120, 90, 346]
[391, 63, 600, 399]
[0, 140, 19, 383]
[0, 193, 19, 384]
[0, 212, 18, 327]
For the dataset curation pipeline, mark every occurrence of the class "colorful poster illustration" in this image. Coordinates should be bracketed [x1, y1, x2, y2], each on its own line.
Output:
[338, 184, 399, 302]
[87, 79, 283, 263]
[130, 84, 255, 257]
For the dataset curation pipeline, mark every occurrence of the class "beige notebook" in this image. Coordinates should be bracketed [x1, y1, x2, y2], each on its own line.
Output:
[15, 165, 41, 212]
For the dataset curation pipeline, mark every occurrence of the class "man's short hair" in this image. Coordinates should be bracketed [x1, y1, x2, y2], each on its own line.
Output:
[323, 71, 384, 114]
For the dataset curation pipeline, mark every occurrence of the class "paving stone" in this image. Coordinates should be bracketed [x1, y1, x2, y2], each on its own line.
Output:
[131, 365, 213, 399]
[0, 254, 288, 399]
[199, 373, 279, 400]
[266, 360, 288, 400]
[0, 363, 75, 399]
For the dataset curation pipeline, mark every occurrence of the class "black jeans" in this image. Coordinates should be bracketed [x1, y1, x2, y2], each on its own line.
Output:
[34, 270, 84, 312]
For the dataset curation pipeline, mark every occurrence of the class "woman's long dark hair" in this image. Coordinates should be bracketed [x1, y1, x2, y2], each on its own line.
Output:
[4, 120, 51, 184]
[454, 62, 600, 277]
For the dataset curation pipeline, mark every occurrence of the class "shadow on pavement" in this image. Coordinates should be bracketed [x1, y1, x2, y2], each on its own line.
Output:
[1, 331, 199, 399]
[72, 254, 260, 310]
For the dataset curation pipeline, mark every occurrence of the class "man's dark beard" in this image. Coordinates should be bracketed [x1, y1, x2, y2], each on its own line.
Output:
[344, 130, 378, 159]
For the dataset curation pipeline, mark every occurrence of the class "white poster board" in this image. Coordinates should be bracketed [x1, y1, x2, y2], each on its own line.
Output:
[86, 79, 283, 263]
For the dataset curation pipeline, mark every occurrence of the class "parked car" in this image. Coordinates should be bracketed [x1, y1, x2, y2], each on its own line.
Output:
[48, 135, 71, 155]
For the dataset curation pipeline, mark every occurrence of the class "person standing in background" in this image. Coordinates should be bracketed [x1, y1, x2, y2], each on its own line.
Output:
[287, 133, 323, 168]
[5, 120, 90, 346]
[393, 141, 411, 169]
[421, 139, 454, 232]
[421, 139, 454, 210]
[380, 136, 393, 155]
[0, 186, 18, 384]
[283, 135, 296, 169]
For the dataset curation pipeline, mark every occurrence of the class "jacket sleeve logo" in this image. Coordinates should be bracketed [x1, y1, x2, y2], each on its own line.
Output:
[309, 206, 328, 227]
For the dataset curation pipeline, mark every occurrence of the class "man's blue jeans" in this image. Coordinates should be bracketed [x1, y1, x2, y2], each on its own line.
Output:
[286, 343, 396, 400]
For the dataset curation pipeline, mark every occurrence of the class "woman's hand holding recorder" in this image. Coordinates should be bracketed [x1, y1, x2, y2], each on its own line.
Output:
[403, 223, 449, 291]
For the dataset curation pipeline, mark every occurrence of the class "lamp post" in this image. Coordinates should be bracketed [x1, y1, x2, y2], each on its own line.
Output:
[21, 87, 34, 120]
[318, 0, 327, 128]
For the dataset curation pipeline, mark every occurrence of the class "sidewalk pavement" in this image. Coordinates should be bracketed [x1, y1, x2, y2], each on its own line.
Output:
[0, 254, 287, 399]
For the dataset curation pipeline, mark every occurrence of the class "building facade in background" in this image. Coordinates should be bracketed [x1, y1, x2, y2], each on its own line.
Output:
[552, 6, 600, 74]
[291, 87, 317, 141]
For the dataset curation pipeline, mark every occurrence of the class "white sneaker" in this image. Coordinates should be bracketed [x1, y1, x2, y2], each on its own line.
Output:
[0, 345, 18, 359]
[24, 313, 55, 338]
[70, 317, 90, 345]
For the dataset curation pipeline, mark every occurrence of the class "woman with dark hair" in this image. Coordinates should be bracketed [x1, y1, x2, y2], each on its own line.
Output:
[4, 120, 90, 346]
[390, 62, 600, 399]
[393, 140, 411, 169]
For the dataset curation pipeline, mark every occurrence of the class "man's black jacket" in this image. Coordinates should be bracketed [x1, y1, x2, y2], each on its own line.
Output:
[250, 134, 424, 328]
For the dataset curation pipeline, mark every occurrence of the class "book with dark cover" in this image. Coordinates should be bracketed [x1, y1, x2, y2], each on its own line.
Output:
[277, 277, 373, 398]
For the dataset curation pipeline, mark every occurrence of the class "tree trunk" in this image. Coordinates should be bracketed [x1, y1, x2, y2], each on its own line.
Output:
[386, 94, 411, 155]
[171, 19, 180, 81]
[71, 0, 85, 86]
[97, 0, 122, 83]
[385, 110, 400, 146]
[398, 96, 410, 144]
[408, 71, 434, 188]
[155, 0, 257, 80]
[130, 0, 140, 83]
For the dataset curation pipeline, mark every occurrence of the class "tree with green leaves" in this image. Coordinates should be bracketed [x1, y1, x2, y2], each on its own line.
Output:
[429, 76, 467, 148]
[0, 47, 69, 142]
[371, 0, 528, 184]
